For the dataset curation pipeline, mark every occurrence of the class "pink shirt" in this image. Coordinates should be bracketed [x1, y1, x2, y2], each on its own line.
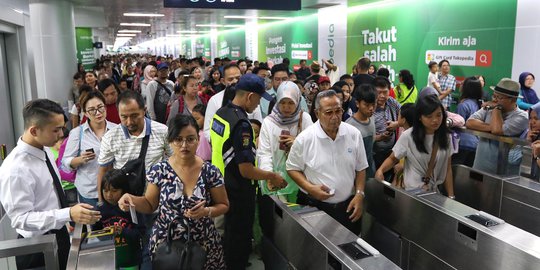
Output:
[196, 130, 211, 161]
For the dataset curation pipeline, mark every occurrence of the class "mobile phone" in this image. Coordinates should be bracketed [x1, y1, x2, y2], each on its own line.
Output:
[279, 130, 290, 150]
[86, 148, 94, 153]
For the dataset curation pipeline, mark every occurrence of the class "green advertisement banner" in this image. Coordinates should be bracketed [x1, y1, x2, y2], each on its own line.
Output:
[75, 27, 95, 71]
[346, 0, 517, 90]
[194, 36, 211, 58]
[181, 38, 192, 58]
[217, 29, 246, 60]
[258, 15, 318, 65]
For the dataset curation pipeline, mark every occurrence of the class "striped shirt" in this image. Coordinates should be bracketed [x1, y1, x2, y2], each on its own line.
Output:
[439, 73, 456, 109]
[98, 118, 172, 171]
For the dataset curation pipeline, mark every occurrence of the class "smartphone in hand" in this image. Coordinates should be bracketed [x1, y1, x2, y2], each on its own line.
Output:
[86, 148, 95, 153]
[279, 130, 290, 150]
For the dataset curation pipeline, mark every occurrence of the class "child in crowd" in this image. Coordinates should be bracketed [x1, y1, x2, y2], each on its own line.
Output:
[427, 61, 441, 93]
[250, 119, 262, 148]
[392, 103, 415, 187]
[94, 169, 143, 269]
[192, 104, 211, 161]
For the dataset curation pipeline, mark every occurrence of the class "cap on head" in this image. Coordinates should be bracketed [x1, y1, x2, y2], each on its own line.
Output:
[318, 76, 331, 84]
[490, 78, 520, 97]
[236, 73, 272, 101]
[157, 62, 169, 70]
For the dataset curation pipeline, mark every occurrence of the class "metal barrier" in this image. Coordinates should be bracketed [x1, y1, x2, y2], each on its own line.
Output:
[67, 223, 116, 270]
[363, 179, 540, 270]
[266, 195, 401, 270]
[0, 215, 59, 270]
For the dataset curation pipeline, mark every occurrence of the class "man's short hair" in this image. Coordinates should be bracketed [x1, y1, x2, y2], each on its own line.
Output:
[299, 59, 307, 65]
[438, 59, 450, 67]
[223, 63, 240, 76]
[253, 65, 270, 75]
[357, 57, 371, 71]
[98, 78, 120, 94]
[376, 68, 390, 78]
[282, 58, 290, 65]
[73, 72, 83, 80]
[372, 76, 391, 90]
[23, 99, 65, 129]
[314, 90, 340, 111]
[428, 61, 438, 69]
[117, 89, 145, 110]
[353, 84, 377, 103]
[271, 63, 290, 77]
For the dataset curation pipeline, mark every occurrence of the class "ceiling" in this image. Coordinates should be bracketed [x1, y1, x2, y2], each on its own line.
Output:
[70, 0, 352, 44]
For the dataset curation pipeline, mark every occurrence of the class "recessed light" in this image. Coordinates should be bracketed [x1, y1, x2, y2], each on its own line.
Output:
[123, 13, 164, 17]
[259, 16, 289, 20]
[120, 23, 151, 27]
[117, 34, 136, 37]
[195, 24, 223, 27]
[118, 30, 142, 33]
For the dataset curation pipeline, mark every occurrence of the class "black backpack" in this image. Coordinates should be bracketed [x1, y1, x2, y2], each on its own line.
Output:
[154, 81, 172, 124]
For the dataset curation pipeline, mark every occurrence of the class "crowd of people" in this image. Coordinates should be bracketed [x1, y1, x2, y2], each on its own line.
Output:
[1, 52, 538, 270]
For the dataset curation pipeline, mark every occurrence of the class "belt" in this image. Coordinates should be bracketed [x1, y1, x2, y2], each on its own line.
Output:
[299, 191, 352, 209]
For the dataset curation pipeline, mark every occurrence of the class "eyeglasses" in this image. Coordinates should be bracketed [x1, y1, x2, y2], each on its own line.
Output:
[172, 137, 198, 146]
[86, 106, 106, 116]
[492, 94, 509, 101]
[320, 108, 344, 117]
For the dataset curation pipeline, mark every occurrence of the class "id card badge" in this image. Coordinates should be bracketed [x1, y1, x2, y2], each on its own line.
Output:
[130, 205, 138, 224]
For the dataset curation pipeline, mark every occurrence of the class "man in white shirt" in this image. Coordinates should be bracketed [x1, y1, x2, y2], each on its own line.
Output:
[0, 99, 101, 270]
[203, 64, 263, 141]
[287, 90, 368, 235]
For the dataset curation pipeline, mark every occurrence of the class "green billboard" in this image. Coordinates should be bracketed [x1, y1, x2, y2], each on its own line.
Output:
[258, 15, 318, 65]
[194, 36, 211, 58]
[75, 27, 95, 71]
[347, 0, 517, 89]
[181, 38, 192, 58]
[217, 29, 246, 60]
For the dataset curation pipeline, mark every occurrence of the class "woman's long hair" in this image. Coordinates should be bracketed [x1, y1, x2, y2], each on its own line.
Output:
[399, 69, 415, 89]
[460, 76, 483, 108]
[412, 95, 449, 153]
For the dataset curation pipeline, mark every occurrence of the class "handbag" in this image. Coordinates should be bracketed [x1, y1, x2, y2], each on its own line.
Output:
[57, 127, 83, 182]
[120, 135, 150, 196]
[153, 219, 207, 270]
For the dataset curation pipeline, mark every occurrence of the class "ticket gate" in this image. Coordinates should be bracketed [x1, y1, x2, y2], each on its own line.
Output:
[363, 179, 540, 270]
[264, 195, 401, 270]
[66, 223, 116, 270]
[453, 164, 540, 237]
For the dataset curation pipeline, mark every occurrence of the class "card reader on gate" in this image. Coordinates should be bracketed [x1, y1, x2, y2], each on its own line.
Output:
[466, 211, 505, 227]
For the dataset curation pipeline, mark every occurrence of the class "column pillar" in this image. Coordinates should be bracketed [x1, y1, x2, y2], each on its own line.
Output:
[29, 0, 77, 105]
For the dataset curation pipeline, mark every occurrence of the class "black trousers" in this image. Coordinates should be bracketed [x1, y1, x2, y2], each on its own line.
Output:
[223, 189, 256, 270]
[16, 226, 70, 270]
[297, 192, 361, 235]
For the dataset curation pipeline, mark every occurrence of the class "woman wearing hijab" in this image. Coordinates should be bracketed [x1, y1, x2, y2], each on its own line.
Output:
[141, 65, 157, 103]
[257, 81, 314, 202]
[517, 72, 539, 110]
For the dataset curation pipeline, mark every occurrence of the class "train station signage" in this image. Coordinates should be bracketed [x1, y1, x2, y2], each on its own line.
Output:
[164, 0, 301, 11]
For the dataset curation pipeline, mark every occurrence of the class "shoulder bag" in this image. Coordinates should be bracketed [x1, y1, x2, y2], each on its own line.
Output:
[120, 135, 150, 196]
[421, 141, 439, 191]
[57, 127, 83, 182]
[153, 219, 207, 270]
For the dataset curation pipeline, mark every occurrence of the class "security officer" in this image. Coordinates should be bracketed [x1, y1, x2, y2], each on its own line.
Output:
[211, 73, 287, 270]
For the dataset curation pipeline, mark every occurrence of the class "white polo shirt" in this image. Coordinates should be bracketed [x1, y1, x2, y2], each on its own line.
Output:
[98, 118, 172, 170]
[286, 121, 368, 203]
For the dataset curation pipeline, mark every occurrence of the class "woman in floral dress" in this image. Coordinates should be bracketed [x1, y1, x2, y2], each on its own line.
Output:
[119, 114, 229, 269]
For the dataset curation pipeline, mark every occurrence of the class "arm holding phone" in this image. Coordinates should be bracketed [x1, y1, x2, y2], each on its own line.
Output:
[70, 149, 96, 169]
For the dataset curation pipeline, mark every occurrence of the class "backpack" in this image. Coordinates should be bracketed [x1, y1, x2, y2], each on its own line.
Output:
[153, 81, 172, 124]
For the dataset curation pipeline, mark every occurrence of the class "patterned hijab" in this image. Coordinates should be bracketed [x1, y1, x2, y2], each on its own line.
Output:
[268, 81, 302, 126]
[142, 65, 156, 84]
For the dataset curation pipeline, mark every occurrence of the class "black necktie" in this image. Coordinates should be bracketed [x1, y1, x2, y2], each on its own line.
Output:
[44, 152, 68, 208]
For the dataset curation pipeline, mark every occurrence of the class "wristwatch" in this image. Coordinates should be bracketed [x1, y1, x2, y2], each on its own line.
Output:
[356, 189, 365, 197]
[494, 105, 503, 110]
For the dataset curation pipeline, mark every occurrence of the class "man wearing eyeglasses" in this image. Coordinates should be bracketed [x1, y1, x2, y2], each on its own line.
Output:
[466, 78, 528, 175]
[287, 90, 368, 235]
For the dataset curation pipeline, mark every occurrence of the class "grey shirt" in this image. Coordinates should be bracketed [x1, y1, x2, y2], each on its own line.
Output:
[469, 107, 528, 174]
[346, 116, 376, 177]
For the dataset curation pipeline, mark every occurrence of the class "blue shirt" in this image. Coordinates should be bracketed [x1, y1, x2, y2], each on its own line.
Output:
[457, 99, 480, 150]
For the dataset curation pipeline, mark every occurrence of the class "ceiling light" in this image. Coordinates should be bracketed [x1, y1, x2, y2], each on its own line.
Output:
[166, 34, 182, 37]
[195, 24, 223, 27]
[177, 30, 198, 33]
[120, 23, 151, 27]
[259, 16, 289, 20]
[118, 30, 142, 33]
[224, 15, 288, 20]
[117, 34, 136, 37]
[123, 13, 164, 17]
[223, 25, 244, 28]
[224, 15, 257, 19]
